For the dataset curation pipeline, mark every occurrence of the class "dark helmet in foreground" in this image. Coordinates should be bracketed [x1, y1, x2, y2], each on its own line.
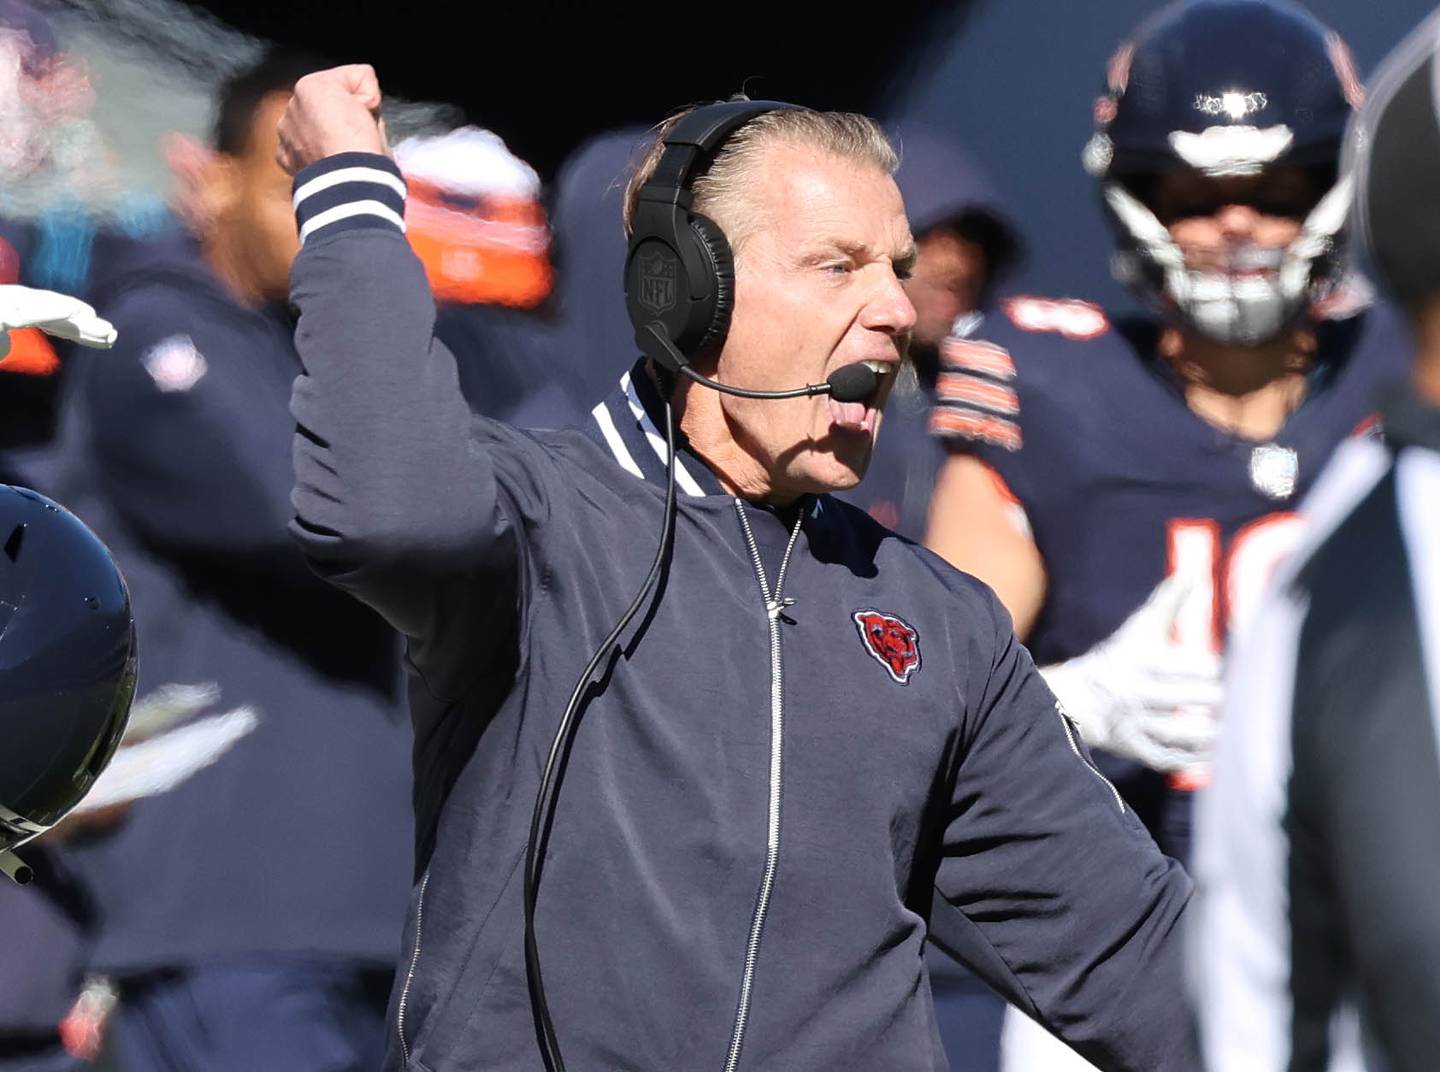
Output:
[1347, 9, 1440, 311]
[0, 485, 134, 883]
[1084, 0, 1364, 344]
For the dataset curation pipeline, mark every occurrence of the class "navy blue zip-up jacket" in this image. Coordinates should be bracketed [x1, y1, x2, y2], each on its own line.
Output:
[53, 233, 414, 972]
[288, 154, 1197, 1072]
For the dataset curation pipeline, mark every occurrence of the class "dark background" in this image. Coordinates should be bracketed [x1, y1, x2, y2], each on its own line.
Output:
[180, 0, 970, 177]
[182, 0, 1440, 311]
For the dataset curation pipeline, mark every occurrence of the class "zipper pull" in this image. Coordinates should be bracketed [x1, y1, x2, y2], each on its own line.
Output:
[766, 597, 796, 622]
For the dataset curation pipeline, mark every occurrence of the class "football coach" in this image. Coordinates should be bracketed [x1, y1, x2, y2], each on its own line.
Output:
[275, 65, 1198, 1072]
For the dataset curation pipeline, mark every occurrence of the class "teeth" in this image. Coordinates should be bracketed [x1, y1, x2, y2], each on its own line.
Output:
[861, 360, 889, 375]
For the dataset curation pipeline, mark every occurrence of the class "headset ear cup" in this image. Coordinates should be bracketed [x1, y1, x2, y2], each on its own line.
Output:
[687, 214, 735, 361]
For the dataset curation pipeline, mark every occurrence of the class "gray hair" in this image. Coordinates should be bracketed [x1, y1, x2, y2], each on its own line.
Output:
[622, 105, 898, 253]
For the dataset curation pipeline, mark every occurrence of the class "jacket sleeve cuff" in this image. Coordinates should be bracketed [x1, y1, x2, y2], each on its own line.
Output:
[292, 152, 407, 246]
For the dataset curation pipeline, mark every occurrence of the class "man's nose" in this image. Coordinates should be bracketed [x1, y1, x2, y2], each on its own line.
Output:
[863, 269, 918, 335]
[1215, 203, 1262, 237]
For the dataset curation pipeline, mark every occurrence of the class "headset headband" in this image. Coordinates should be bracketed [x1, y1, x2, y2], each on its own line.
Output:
[642, 99, 805, 197]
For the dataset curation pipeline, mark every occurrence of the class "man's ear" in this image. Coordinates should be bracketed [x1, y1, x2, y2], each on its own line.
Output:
[164, 133, 229, 234]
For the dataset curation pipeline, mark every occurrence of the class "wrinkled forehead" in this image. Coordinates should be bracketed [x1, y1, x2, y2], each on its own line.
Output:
[736, 142, 910, 250]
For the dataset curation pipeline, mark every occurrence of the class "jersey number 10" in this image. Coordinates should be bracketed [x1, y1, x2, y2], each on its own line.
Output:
[1166, 513, 1306, 652]
[1165, 513, 1305, 789]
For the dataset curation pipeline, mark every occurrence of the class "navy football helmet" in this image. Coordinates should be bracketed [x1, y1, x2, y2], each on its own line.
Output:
[0, 485, 134, 884]
[1085, 0, 1363, 344]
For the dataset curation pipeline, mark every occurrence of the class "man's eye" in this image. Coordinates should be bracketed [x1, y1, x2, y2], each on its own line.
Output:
[824, 262, 852, 274]
[895, 265, 914, 282]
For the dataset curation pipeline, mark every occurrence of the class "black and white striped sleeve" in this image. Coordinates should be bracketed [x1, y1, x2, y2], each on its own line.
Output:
[291, 151, 407, 246]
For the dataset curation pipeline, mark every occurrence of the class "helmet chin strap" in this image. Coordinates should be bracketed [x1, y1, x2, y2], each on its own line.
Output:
[1106, 176, 1353, 347]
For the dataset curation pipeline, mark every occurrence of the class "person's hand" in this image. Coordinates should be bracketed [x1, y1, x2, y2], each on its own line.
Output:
[0, 284, 114, 358]
[1039, 573, 1222, 776]
[276, 64, 388, 175]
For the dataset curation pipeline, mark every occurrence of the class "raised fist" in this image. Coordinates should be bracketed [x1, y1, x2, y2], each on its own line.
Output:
[276, 64, 388, 174]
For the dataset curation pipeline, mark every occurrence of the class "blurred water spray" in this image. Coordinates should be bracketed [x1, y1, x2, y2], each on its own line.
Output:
[5, 0, 460, 221]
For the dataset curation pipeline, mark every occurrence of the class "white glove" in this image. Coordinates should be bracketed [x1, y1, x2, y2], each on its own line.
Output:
[0, 284, 116, 358]
[1039, 573, 1222, 775]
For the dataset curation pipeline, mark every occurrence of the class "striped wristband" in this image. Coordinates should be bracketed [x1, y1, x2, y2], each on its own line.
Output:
[292, 152, 407, 246]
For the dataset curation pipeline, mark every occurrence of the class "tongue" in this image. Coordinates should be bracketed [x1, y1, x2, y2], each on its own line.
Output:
[828, 396, 871, 430]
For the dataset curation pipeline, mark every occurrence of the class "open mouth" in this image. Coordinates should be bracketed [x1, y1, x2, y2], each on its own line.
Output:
[827, 360, 893, 434]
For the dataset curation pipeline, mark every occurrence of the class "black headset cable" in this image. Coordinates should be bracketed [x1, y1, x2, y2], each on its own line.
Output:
[524, 374, 681, 1072]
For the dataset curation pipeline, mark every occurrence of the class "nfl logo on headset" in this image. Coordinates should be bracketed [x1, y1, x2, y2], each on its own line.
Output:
[636, 249, 677, 315]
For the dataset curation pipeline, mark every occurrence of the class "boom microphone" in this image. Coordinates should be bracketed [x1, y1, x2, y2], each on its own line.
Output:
[823, 363, 881, 403]
[678, 362, 878, 402]
[636, 322, 881, 404]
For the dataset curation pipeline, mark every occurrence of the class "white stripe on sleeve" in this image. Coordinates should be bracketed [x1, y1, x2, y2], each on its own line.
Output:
[298, 201, 407, 244]
[292, 165, 408, 210]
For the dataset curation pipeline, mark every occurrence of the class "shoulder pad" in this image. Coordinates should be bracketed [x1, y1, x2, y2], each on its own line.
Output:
[1002, 296, 1110, 340]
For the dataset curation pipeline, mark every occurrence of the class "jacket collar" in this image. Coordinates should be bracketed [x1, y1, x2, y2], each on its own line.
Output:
[583, 359, 834, 532]
[584, 358, 728, 497]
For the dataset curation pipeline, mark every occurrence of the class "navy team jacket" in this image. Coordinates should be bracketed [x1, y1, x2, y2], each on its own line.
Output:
[53, 233, 414, 974]
[287, 153, 1197, 1072]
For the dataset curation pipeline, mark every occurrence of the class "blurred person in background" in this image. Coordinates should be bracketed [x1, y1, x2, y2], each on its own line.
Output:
[52, 51, 413, 1072]
[921, 1, 1409, 1068]
[1194, 12, 1440, 1069]
[396, 124, 583, 428]
[0, 286, 119, 1072]
[838, 122, 1019, 542]
[540, 125, 649, 410]
[0, 851, 102, 1072]
[0, 0, 112, 489]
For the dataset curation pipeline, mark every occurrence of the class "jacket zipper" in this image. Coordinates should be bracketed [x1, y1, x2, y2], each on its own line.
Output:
[1055, 705, 1127, 814]
[396, 870, 431, 1066]
[724, 500, 803, 1072]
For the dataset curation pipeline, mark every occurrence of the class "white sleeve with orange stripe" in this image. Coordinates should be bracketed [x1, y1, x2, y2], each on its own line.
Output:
[930, 336, 1023, 452]
[929, 335, 1032, 539]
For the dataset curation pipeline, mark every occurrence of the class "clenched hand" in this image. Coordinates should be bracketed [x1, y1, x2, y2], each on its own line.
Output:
[276, 64, 389, 175]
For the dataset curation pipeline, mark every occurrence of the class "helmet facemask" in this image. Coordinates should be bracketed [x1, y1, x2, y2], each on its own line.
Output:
[1104, 171, 1352, 346]
[1085, 0, 1363, 346]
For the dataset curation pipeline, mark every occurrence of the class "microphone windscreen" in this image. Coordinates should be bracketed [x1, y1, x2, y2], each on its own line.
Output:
[826, 364, 878, 403]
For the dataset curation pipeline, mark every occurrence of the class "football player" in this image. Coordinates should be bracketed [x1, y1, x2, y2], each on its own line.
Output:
[0, 284, 120, 870]
[924, 2, 1407, 1065]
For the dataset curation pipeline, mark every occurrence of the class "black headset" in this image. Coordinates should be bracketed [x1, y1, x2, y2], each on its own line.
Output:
[621, 99, 880, 404]
[624, 99, 803, 374]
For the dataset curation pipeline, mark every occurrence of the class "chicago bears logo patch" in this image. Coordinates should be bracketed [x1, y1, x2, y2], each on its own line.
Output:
[852, 609, 922, 685]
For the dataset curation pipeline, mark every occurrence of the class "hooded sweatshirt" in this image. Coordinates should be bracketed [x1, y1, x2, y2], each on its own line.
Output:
[54, 233, 413, 973]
